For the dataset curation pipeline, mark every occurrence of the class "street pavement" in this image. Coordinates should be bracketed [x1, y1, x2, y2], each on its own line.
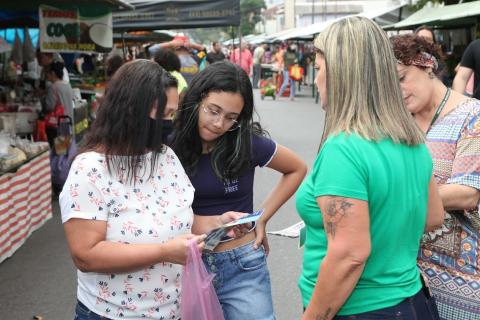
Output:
[0, 86, 324, 320]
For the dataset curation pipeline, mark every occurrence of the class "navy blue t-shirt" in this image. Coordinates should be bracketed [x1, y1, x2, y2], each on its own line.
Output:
[190, 134, 277, 216]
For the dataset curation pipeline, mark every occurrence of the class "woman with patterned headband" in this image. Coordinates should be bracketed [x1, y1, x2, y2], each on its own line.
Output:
[391, 34, 480, 320]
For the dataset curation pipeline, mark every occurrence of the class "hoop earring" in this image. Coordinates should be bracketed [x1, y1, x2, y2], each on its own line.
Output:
[428, 72, 435, 79]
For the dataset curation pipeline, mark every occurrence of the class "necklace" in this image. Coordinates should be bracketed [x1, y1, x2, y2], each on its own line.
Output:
[429, 87, 451, 129]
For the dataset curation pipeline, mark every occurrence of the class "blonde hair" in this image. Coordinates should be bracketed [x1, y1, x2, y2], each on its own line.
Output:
[314, 16, 424, 145]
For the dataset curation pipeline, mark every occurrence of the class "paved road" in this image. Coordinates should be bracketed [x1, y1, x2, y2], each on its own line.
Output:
[0, 87, 324, 320]
[254, 88, 324, 320]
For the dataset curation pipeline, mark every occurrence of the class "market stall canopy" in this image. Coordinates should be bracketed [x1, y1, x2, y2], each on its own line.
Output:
[275, 17, 344, 41]
[385, 1, 480, 30]
[0, 0, 133, 29]
[222, 34, 266, 46]
[247, 34, 268, 45]
[0, 1, 133, 53]
[23, 27, 36, 62]
[276, 4, 411, 41]
[113, 30, 175, 44]
[2, 29, 39, 47]
[258, 28, 303, 43]
[11, 30, 22, 64]
[1, 0, 133, 10]
[364, 3, 412, 26]
[0, 11, 38, 29]
[113, 0, 241, 32]
[275, 27, 313, 41]
[275, 27, 315, 41]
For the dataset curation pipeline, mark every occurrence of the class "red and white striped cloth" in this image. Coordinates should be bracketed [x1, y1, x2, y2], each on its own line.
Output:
[0, 151, 52, 263]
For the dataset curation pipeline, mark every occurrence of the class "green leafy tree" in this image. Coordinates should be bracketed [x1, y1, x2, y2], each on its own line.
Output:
[187, 27, 229, 45]
[240, 0, 266, 35]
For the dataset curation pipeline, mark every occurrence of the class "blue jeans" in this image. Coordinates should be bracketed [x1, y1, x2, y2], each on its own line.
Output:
[202, 240, 276, 320]
[74, 300, 111, 320]
[277, 70, 295, 98]
[333, 286, 440, 320]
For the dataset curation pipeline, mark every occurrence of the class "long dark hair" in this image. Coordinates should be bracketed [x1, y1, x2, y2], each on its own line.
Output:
[105, 54, 124, 78]
[79, 59, 167, 184]
[171, 61, 263, 181]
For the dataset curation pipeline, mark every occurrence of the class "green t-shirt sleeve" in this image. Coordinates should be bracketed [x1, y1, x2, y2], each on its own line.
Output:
[313, 138, 368, 201]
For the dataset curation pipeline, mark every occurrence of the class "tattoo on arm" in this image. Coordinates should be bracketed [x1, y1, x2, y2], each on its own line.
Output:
[323, 197, 354, 239]
[315, 307, 332, 320]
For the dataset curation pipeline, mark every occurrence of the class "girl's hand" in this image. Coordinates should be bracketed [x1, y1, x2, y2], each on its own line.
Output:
[253, 220, 269, 255]
[218, 211, 247, 225]
[218, 211, 251, 238]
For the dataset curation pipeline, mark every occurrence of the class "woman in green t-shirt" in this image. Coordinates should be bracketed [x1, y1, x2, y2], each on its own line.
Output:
[296, 16, 444, 320]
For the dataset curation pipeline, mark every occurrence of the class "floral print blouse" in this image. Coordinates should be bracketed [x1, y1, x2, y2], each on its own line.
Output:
[60, 147, 194, 319]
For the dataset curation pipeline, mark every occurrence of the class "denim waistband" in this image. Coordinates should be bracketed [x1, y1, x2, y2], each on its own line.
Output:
[203, 240, 258, 260]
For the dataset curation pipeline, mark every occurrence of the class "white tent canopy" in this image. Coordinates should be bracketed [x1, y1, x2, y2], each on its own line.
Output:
[222, 33, 266, 46]
[275, 3, 410, 41]
[385, 1, 480, 30]
[263, 28, 300, 43]
[276, 17, 342, 41]
[221, 3, 411, 46]
[249, 33, 268, 44]
[362, 2, 410, 26]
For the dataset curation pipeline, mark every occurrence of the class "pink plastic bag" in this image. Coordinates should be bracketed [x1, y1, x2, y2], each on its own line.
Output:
[180, 240, 225, 320]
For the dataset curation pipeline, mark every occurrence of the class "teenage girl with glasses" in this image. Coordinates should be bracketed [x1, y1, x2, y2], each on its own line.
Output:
[171, 61, 307, 320]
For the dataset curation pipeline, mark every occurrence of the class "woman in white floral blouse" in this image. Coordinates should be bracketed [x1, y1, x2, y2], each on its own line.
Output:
[60, 60, 243, 320]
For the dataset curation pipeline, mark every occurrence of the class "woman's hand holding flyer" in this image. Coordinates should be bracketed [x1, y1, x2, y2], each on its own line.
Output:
[204, 209, 265, 251]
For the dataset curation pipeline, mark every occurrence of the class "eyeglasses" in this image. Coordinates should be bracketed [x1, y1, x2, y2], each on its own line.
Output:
[201, 105, 240, 131]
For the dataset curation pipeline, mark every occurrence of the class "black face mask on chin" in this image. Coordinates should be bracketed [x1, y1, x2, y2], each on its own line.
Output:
[146, 118, 158, 150]
[147, 118, 174, 149]
[161, 119, 174, 142]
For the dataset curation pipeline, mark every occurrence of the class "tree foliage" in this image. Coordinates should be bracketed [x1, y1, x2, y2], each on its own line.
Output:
[240, 0, 266, 35]
[187, 27, 229, 45]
